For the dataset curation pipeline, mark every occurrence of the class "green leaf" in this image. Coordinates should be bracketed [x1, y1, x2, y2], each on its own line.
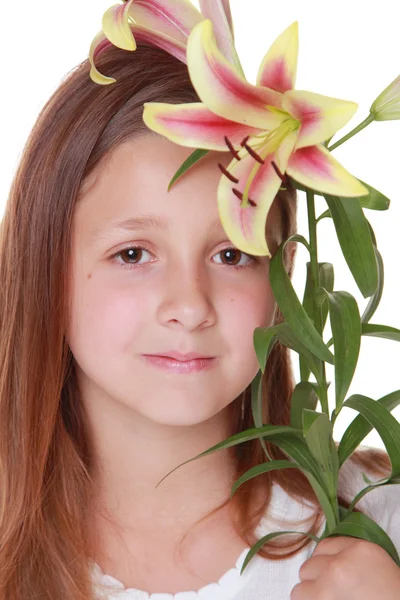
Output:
[298, 470, 338, 533]
[316, 208, 331, 223]
[290, 382, 319, 429]
[271, 433, 323, 482]
[167, 149, 210, 191]
[299, 262, 315, 382]
[277, 323, 324, 385]
[157, 420, 338, 531]
[270, 235, 334, 364]
[267, 433, 339, 532]
[356, 179, 391, 211]
[240, 530, 320, 575]
[231, 459, 298, 497]
[361, 323, 400, 342]
[165, 421, 336, 527]
[290, 179, 390, 211]
[318, 263, 335, 329]
[323, 194, 378, 298]
[155, 425, 304, 486]
[361, 245, 384, 324]
[255, 322, 325, 384]
[328, 511, 400, 567]
[253, 326, 280, 373]
[366, 217, 378, 246]
[342, 395, 400, 477]
[346, 478, 397, 515]
[299, 263, 334, 381]
[301, 263, 315, 325]
[326, 318, 399, 353]
[250, 369, 263, 427]
[302, 411, 340, 509]
[250, 370, 273, 461]
[338, 391, 400, 467]
[320, 290, 362, 412]
[223, 425, 338, 532]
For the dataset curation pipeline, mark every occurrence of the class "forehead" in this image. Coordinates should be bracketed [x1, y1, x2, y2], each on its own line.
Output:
[76, 135, 282, 246]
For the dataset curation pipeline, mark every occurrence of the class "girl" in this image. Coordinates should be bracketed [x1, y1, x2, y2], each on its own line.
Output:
[0, 41, 399, 600]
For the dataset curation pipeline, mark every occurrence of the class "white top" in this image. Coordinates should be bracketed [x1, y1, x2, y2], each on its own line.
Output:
[91, 457, 400, 599]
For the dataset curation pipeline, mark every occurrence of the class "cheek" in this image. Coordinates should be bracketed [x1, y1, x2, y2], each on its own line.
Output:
[67, 274, 147, 357]
[222, 272, 276, 351]
[228, 270, 275, 328]
[218, 281, 275, 387]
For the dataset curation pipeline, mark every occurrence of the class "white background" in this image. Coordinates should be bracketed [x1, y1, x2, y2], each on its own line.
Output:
[2, 1, 399, 448]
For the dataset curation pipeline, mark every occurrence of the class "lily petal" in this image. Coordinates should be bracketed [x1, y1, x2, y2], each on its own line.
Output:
[201, 0, 233, 33]
[198, 0, 242, 72]
[130, 24, 187, 63]
[128, 0, 202, 44]
[102, 0, 137, 51]
[187, 19, 284, 131]
[286, 144, 368, 197]
[218, 131, 298, 256]
[283, 90, 358, 149]
[88, 25, 187, 85]
[89, 31, 117, 85]
[257, 21, 299, 93]
[143, 102, 261, 149]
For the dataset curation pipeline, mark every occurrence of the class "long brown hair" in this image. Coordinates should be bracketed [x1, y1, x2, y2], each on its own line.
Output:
[0, 42, 390, 598]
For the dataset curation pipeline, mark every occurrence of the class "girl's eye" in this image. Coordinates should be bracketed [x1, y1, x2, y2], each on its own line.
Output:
[110, 245, 257, 271]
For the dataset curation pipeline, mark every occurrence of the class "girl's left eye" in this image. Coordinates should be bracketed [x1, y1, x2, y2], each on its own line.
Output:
[109, 245, 257, 271]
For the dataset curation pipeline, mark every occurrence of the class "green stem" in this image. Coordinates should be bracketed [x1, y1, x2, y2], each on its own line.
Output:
[327, 114, 375, 152]
[306, 190, 329, 416]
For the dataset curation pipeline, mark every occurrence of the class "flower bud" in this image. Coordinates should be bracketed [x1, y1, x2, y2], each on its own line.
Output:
[370, 74, 400, 121]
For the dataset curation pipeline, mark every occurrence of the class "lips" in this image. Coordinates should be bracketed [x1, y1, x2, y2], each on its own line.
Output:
[142, 354, 216, 374]
[144, 351, 214, 362]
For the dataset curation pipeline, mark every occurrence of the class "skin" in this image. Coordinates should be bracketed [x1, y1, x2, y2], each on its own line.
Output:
[291, 536, 400, 600]
[67, 135, 282, 584]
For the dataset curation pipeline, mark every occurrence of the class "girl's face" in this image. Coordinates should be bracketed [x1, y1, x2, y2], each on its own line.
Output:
[67, 135, 281, 427]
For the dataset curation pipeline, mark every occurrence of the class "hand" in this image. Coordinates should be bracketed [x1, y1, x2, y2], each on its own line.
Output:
[290, 536, 400, 600]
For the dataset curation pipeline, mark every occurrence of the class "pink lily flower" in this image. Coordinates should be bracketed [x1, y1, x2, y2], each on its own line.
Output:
[89, 0, 242, 85]
[143, 20, 368, 257]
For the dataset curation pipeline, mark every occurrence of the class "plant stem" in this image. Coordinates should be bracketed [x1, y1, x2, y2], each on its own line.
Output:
[327, 114, 375, 152]
[306, 189, 329, 416]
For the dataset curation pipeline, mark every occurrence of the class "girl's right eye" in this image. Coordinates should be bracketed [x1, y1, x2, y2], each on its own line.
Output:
[110, 245, 154, 270]
[110, 245, 257, 271]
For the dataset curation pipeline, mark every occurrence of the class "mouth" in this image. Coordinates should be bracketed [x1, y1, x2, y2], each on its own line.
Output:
[142, 354, 217, 374]
[144, 351, 215, 362]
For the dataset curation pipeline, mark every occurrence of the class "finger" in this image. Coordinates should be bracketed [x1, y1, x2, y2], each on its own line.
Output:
[291, 579, 320, 600]
[299, 555, 331, 582]
[312, 535, 359, 556]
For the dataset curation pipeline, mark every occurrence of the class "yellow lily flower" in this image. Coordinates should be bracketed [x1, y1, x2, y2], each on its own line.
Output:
[143, 20, 368, 257]
[89, 0, 241, 85]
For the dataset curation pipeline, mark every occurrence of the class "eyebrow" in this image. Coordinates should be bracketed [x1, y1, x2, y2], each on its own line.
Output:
[90, 213, 277, 248]
[91, 214, 226, 241]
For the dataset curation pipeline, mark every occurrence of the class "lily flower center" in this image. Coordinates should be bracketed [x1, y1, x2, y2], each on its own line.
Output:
[238, 114, 300, 207]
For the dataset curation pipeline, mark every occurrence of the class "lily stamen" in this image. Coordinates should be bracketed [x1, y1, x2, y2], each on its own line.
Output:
[224, 136, 241, 160]
[218, 163, 239, 183]
[232, 188, 257, 207]
[243, 143, 265, 164]
[271, 160, 286, 182]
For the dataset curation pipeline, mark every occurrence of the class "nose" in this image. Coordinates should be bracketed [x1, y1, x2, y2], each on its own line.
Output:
[157, 266, 216, 331]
